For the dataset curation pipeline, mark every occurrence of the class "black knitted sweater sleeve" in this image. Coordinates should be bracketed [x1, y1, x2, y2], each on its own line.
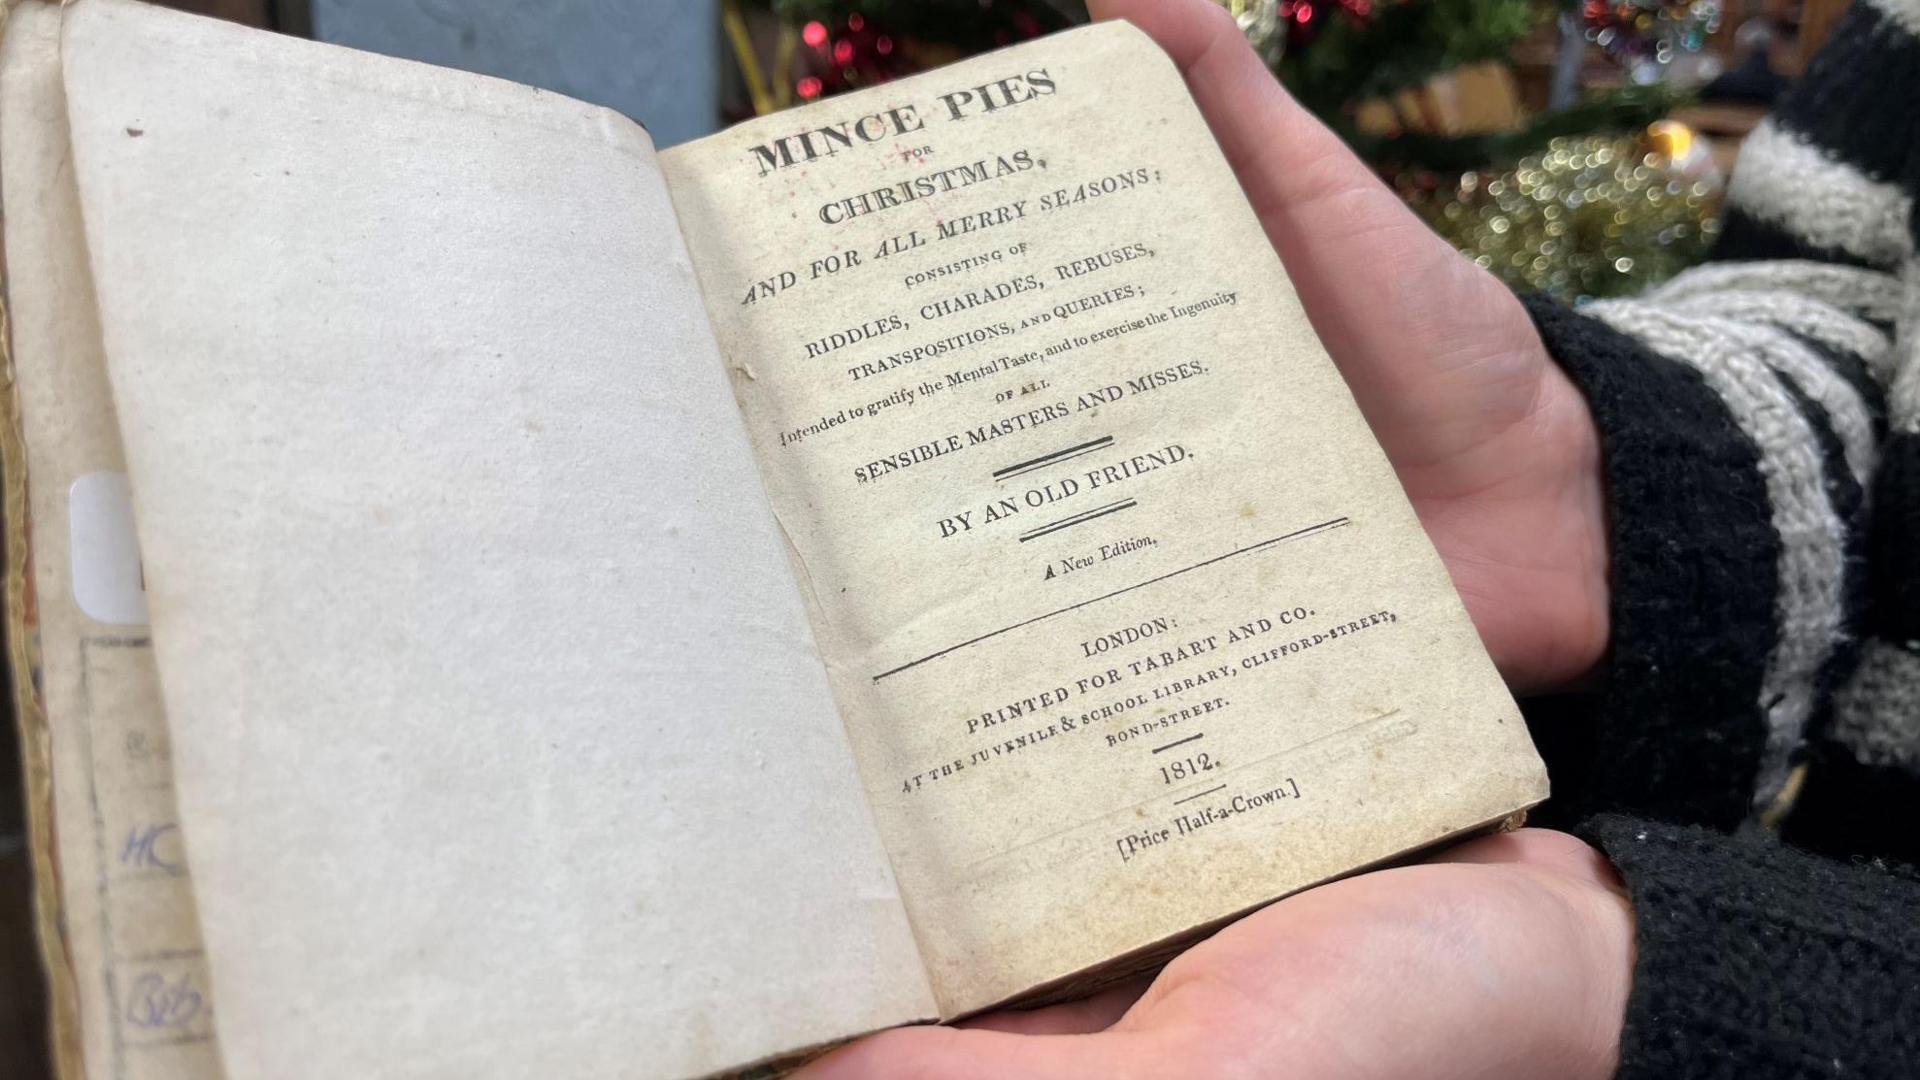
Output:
[1512, 2, 1920, 1075]
[1528, 295, 1920, 1078]
[1581, 816, 1920, 1079]
[1525, 0, 1920, 846]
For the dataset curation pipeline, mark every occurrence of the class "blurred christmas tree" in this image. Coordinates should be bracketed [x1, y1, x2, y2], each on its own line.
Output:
[730, 0, 1727, 299]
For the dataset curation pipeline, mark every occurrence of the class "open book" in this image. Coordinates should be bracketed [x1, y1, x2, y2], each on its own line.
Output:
[0, 1, 1549, 1077]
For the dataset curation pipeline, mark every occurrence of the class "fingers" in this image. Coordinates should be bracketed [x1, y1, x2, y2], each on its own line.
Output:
[958, 976, 1150, 1035]
[794, 1024, 1163, 1080]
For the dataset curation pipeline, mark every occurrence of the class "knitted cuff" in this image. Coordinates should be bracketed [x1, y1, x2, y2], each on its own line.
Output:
[1523, 297, 1778, 828]
[1581, 814, 1920, 1079]
[1793, 432, 1920, 864]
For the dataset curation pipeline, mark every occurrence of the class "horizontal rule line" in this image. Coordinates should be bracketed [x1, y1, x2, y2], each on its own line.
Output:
[869, 515, 1353, 683]
[1172, 783, 1227, 806]
[1017, 499, 1137, 543]
[1152, 733, 1204, 754]
[997, 444, 1109, 484]
[993, 435, 1114, 480]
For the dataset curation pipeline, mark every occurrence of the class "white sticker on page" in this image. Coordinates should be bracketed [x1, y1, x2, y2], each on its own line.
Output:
[70, 472, 150, 626]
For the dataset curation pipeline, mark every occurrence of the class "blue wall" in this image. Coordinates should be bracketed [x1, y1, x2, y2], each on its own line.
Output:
[312, 0, 721, 146]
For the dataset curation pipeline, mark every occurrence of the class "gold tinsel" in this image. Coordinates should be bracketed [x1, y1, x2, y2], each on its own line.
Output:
[1397, 131, 1724, 303]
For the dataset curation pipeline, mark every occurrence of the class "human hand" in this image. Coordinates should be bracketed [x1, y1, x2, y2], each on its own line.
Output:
[1089, 0, 1609, 692]
[795, 829, 1633, 1080]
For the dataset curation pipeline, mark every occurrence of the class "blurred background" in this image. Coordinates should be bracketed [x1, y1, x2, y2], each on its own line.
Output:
[0, 0, 1850, 1074]
[138, 0, 1846, 300]
[145, 0, 1827, 305]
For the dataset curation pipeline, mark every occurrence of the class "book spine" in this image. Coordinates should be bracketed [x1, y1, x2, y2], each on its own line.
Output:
[0, 125, 88, 1078]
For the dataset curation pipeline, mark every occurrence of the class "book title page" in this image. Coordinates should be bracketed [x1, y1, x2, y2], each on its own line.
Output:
[665, 21, 1545, 1016]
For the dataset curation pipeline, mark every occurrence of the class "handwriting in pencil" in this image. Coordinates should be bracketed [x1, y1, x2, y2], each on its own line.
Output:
[118, 823, 184, 876]
[124, 971, 204, 1030]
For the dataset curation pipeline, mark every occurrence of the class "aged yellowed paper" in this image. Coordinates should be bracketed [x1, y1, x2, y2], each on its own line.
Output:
[664, 22, 1548, 1015]
[1, 4, 224, 1077]
[57, 2, 935, 1078]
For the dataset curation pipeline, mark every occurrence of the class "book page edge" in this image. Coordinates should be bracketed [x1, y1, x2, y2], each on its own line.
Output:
[0, 137, 87, 1080]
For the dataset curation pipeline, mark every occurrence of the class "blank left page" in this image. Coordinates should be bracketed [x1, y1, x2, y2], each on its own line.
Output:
[58, 2, 936, 1078]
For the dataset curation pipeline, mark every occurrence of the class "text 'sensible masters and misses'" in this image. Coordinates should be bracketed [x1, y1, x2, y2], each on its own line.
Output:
[663, 21, 1546, 1017]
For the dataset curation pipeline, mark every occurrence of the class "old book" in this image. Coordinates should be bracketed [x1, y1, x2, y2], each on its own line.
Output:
[0, 1, 1549, 1077]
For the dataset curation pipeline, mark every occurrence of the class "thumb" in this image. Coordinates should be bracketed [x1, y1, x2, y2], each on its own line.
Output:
[1427, 828, 1625, 889]
[1083, 0, 1417, 256]
[794, 1023, 1167, 1080]
[1084, 0, 1527, 457]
